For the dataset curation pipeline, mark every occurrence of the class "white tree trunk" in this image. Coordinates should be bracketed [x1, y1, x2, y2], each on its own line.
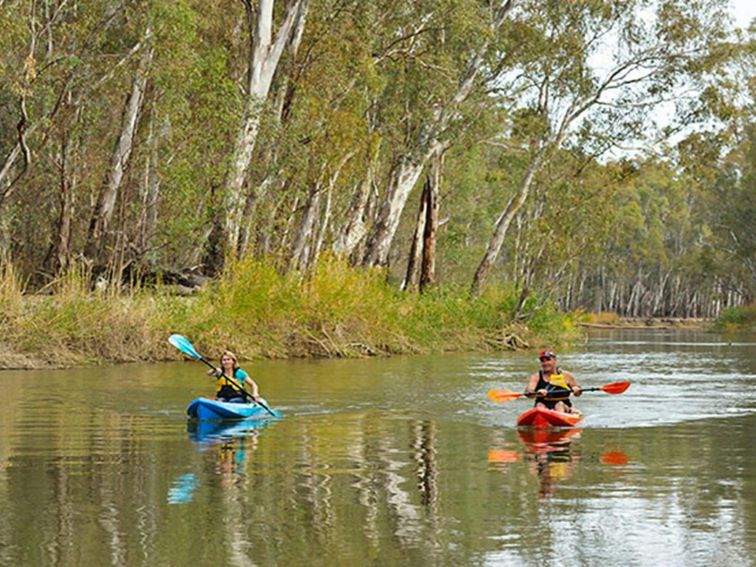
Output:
[362, 152, 431, 267]
[333, 126, 380, 260]
[470, 151, 544, 297]
[401, 182, 428, 291]
[289, 184, 321, 271]
[85, 39, 153, 261]
[220, 0, 307, 265]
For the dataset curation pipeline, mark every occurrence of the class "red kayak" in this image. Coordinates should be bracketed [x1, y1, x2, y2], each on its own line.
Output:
[516, 407, 583, 428]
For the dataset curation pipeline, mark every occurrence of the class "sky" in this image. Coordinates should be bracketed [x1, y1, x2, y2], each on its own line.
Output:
[731, 0, 756, 30]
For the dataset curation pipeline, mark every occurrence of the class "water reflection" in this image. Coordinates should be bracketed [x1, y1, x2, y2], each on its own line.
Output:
[0, 330, 754, 565]
[489, 429, 631, 499]
[167, 419, 269, 504]
[519, 429, 581, 499]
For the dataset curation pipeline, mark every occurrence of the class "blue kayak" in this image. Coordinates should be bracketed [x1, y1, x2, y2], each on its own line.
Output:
[186, 397, 281, 420]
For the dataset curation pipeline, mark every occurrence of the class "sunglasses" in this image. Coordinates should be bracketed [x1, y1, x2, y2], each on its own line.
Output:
[539, 356, 554, 362]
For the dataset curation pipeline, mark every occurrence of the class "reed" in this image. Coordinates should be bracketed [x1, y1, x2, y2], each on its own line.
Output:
[0, 256, 578, 368]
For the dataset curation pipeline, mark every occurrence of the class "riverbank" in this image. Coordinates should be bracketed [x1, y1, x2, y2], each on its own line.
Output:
[577, 318, 709, 330]
[0, 257, 580, 370]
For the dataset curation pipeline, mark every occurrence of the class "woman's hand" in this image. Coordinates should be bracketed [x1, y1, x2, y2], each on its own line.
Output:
[536, 389, 547, 398]
[572, 386, 582, 397]
[207, 368, 220, 377]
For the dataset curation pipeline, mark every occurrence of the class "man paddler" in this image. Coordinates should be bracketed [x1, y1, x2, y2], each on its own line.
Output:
[524, 350, 582, 413]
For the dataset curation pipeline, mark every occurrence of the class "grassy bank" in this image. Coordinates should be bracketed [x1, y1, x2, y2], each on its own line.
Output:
[576, 311, 709, 329]
[0, 257, 580, 369]
[713, 304, 756, 332]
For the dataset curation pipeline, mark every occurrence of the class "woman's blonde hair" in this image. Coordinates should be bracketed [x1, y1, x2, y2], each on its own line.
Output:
[220, 350, 239, 369]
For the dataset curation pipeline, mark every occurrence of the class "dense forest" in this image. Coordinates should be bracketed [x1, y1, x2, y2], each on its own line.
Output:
[1, 0, 753, 321]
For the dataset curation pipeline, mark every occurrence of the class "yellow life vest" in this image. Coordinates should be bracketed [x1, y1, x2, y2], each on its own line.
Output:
[548, 373, 568, 390]
[543, 372, 571, 401]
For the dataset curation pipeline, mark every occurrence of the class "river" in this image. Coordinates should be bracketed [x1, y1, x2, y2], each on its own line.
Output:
[0, 329, 754, 566]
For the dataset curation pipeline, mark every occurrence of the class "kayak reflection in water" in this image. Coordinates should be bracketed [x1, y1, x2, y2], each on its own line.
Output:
[524, 350, 582, 413]
[520, 429, 580, 499]
[532, 444, 578, 499]
[207, 350, 260, 403]
[487, 430, 581, 498]
[216, 434, 257, 482]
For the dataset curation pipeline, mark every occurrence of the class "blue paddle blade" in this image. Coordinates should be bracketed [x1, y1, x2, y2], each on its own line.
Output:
[168, 334, 202, 360]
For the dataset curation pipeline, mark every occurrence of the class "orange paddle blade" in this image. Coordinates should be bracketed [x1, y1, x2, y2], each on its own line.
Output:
[600, 451, 629, 466]
[487, 449, 522, 464]
[487, 389, 525, 402]
[600, 381, 631, 394]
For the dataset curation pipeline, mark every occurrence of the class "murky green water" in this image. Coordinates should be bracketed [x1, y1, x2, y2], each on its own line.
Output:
[1, 330, 754, 566]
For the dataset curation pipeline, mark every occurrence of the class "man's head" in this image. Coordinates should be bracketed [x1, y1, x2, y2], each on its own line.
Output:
[539, 350, 556, 370]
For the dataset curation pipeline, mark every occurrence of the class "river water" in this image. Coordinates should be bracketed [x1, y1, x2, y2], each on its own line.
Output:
[0, 330, 754, 566]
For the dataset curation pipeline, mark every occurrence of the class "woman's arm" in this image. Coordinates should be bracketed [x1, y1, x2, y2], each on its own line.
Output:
[243, 376, 259, 400]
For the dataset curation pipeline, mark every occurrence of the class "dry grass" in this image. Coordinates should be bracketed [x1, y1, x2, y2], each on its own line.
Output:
[0, 257, 579, 368]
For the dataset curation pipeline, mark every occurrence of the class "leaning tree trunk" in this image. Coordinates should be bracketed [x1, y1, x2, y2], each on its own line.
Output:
[289, 182, 322, 272]
[362, 152, 430, 268]
[290, 151, 354, 272]
[209, 0, 307, 275]
[85, 39, 153, 263]
[362, 1, 515, 269]
[333, 125, 380, 261]
[470, 151, 545, 297]
[401, 180, 428, 291]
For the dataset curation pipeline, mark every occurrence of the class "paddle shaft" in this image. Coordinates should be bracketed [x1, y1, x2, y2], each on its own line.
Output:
[489, 380, 630, 403]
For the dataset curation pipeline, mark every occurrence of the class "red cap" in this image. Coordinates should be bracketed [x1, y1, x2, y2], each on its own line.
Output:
[539, 350, 556, 359]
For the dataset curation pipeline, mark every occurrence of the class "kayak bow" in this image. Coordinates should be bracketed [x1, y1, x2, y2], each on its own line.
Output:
[186, 397, 281, 420]
[516, 407, 583, 428]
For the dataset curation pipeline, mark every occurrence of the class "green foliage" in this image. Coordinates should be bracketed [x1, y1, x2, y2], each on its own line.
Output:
[714, 304, 756, 330]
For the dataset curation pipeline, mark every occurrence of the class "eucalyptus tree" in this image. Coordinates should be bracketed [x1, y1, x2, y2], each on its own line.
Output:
[360, 0, 516, 268]
[206, 0, 308, 274]
[85, 23, 154, 264]
[0, 1, 109, 255]
[470, 0, 734, 296]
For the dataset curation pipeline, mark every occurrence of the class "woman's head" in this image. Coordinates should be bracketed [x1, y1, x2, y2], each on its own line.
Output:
[220, 350, 239, 370]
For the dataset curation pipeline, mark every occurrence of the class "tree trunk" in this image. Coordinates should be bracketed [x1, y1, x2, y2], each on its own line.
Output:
[362, 153, 431, 268]
[210, 0, 307, 274]
[290, 150, 353, 272]
[402, 181, 428, 291]
[85, 40, 153, 263]
[289, 184, 321, 272]
[45, 102, 80, 276]
[312, 175, 332, 267]
[333, 132, 380, 261]
[419, 150, 442, 293]
[136, 101, 167, 264]
[470, 151, 544, 297]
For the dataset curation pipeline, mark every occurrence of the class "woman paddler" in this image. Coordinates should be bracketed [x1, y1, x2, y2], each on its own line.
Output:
[524, 350, 582, 413]
[207, 350, 260, 403]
